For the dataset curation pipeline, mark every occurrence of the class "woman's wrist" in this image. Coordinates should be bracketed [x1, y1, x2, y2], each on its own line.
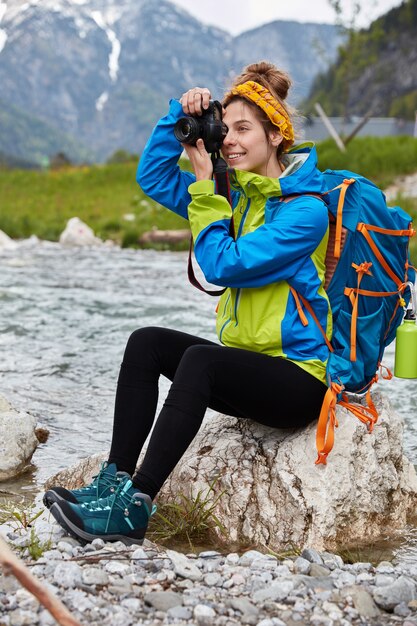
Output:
[195, 171, 213, 182]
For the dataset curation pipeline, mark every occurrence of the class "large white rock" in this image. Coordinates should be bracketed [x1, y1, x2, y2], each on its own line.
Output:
[159, 391, 417, 551]
[45, 452, 107, 491]
[45, 392, 417, 552]
[0, 394, 41, 480]
[59, 217, 102, 247]
[0, 229, 18, 250]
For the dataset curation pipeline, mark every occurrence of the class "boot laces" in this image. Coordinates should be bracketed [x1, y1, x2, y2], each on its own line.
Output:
[77, 462, 118, 495]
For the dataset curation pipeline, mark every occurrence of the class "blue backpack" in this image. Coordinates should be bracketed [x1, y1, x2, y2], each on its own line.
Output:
[299, 170, 416, 464]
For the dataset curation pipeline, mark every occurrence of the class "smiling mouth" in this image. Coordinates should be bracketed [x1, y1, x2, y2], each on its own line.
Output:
[226, 153, 246, 161]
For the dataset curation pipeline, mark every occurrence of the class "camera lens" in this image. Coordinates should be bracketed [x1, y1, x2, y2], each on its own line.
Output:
[174, 117, 200, 144]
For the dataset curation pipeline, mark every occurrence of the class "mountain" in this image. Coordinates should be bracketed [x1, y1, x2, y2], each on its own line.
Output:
[0, 0, 343, 164]
[0, 97, 96, 164]
[233, 20, 342, 104]
[303, 0, 417, 119]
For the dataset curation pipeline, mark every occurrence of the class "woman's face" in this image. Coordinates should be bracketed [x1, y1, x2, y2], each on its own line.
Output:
[221, 100, 283, 177]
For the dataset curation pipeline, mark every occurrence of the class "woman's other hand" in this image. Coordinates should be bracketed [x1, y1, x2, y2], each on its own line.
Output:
[182, 139, 213, 181]
[180, 87, 211, 116]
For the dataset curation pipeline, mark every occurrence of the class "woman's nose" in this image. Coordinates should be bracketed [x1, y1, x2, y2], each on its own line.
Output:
[223, 129, 236, 145]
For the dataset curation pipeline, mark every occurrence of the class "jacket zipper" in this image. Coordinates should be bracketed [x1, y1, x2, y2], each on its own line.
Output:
[237, 198, 251, 238]
[234, 288, 241, 326]
[219, 192, 250, 341]
[233, 196, 250, 325]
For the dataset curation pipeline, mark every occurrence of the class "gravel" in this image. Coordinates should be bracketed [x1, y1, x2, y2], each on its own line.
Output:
[1, 512, 417, 625]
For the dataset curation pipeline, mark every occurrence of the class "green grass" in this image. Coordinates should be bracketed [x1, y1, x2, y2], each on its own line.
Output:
[0, 161, 188, 247]
[0, 138, 416, 257]
[147, 481, 227, 549]
[395, 195, 417, 264]
[0, 498, 52, 560]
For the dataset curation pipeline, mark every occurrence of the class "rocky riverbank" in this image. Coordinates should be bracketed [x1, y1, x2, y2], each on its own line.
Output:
[1, 508, 417, 626]
[2, 390, 417, 625]
[384, 171, 417, 202]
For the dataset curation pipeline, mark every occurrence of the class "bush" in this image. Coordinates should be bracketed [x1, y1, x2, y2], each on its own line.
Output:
[106, 149, 139, 164]
[121, 227, 140, 248]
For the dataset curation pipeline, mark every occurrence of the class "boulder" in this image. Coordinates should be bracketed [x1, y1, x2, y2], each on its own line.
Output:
[45, 392, 417, 552]
[0, 394, 48, 481]
[45, 452, 106, 491]
[0, 229, 18, 250]
[139, 228, 190, 246]
[59, 217, 102, 247]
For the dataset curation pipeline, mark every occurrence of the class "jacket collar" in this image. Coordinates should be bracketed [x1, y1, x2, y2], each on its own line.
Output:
[228, 143, 323, 198]
[229, 169, 283, 198]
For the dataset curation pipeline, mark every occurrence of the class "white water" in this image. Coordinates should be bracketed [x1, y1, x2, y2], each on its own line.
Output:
[0, 1, 8, 53]
[0, 241, 217, 488]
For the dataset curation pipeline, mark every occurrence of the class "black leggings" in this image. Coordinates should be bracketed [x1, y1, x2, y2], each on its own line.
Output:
[108, 327, 327, 499]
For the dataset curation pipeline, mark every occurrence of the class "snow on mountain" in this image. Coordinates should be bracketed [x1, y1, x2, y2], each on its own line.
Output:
[90, 10, 120, 83]
[0, 1, 8, 52]
[0, 0, 343, 162]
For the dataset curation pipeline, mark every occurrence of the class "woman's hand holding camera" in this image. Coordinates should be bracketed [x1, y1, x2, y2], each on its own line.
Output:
[180, 87, 211, 116]
[182, 138, 212, 181]
[180, 87, 213, 181]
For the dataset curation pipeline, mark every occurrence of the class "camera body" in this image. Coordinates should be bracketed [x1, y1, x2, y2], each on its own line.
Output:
[174, 100, 228, 153]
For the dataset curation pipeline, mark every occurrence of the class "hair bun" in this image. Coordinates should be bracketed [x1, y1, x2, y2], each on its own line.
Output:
[235, 61, 291, 101]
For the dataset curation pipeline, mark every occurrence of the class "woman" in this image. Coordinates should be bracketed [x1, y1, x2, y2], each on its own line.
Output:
[45, 61, 331, 546]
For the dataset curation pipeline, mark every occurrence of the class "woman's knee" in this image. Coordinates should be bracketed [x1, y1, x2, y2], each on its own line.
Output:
[175, 345, 215, 381]
[124, 326, 164, 360]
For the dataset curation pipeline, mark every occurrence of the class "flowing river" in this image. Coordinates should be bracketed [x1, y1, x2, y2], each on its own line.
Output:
[1, 239, 417, 562]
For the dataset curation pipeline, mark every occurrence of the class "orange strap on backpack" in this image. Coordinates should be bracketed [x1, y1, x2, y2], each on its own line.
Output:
[315, 382, 379, 465]
[315, 382, 342, 465]
[357, 222, 414, 289]
[333, 178, 356, 258]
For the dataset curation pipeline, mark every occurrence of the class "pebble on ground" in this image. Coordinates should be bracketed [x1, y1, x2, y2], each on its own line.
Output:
[1, 515, 417, 626]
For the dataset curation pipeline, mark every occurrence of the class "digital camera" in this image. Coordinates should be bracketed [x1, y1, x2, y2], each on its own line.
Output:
[174, 100, 228, 153]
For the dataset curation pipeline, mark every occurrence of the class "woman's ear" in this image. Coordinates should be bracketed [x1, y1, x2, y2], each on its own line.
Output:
[268, 130, 283, 147]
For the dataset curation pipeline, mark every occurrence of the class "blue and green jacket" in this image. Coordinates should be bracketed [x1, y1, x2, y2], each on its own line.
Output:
[137, 99, 332, 383]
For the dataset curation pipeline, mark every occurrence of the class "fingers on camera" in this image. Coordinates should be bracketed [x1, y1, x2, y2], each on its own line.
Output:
[181, 88, 210, 115]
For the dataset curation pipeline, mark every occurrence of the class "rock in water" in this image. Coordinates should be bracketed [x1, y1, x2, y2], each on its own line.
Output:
[0, 393, 42, 480]
[59, 217, 102, 246]
[45, 391, 417, 551]
[0, 229, 18, 250]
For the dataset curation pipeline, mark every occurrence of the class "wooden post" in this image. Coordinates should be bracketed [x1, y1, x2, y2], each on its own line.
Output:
[0, 535, 82, 626]
[314, 103, 346, 152]
[344, 110, 373, 146]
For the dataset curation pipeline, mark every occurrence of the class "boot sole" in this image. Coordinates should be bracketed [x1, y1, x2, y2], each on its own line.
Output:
[49, 503, 145, 547]
[43, 491, 66, 510]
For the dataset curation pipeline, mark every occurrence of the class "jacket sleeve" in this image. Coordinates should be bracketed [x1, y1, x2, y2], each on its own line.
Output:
[136, 99, 196, 219]
[188, 180, 329, 288]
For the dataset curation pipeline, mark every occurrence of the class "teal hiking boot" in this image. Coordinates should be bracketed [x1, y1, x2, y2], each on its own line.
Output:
[43, 462, 130, 509]
[49, 477, 156, 546]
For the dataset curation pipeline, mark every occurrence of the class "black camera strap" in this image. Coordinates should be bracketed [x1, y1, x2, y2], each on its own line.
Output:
[187, 152, 234, 296]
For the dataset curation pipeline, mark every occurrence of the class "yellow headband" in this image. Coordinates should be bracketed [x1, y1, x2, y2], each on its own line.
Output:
[226, 80, 294, 147]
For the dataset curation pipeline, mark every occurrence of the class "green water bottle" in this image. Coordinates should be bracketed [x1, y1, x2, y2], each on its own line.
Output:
[394, 309, 417, 378]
